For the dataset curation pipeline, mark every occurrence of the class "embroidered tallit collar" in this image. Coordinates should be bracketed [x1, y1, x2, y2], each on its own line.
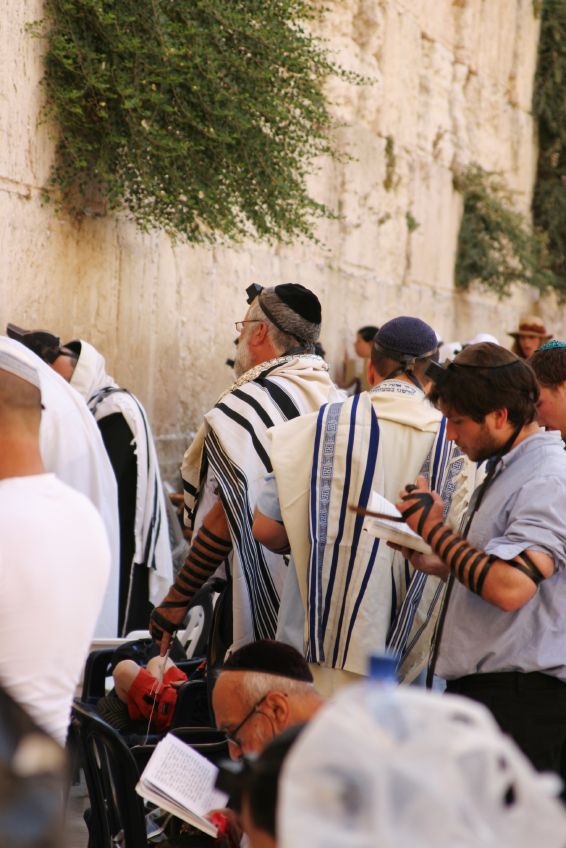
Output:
[370, 378, 423, 397]
[216, 353, 327, 404]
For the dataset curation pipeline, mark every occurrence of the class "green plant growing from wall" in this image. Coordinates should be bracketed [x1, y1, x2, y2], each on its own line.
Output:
[36, 0, 352, 243]
[454, 165, 556, 298]
[532, 0, 566, 297]
[383, 135, 398, 192]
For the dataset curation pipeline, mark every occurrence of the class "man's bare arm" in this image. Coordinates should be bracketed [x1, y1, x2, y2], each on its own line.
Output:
[252, 508, 290, 554]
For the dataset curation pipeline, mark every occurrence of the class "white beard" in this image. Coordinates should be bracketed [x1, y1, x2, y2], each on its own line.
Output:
[234, 337, 254, 378]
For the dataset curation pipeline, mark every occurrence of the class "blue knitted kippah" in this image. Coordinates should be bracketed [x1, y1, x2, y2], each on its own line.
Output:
[538, 339, 566, 352]
[375, 316, 438, 358]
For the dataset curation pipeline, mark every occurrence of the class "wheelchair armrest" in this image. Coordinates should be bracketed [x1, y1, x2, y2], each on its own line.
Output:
[81, 649, 115, 702]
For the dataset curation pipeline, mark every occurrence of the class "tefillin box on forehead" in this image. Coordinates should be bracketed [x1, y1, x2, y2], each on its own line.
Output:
[246, 284, 264, 304]
[425, 359, 452, 387]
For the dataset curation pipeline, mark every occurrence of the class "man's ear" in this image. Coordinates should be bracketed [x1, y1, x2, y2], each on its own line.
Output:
[491, 407, 510, 430]
[248, 321, 269, 348]
[264, 691, 290, 730]
[367, 359, 378, 387]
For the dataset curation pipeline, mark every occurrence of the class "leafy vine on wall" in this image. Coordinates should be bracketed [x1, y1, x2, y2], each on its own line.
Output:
[36, 0, 350, 243]
[454, 165, 555, 299]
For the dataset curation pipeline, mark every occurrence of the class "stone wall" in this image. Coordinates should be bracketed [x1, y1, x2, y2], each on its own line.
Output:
[0, 0, 553, 478]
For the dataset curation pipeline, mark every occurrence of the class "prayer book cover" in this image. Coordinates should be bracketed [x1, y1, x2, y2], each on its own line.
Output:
[363, 491, 433, 555]
[136, 733, 228, 837]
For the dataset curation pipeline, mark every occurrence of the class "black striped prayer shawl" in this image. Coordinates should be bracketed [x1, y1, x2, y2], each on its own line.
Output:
[182, 353, 343, 648]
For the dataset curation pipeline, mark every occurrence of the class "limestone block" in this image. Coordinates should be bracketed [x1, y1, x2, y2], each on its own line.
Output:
[416, 35, 455, 163]
[407, 159, 462, 292]
[373, 4, 422, 146]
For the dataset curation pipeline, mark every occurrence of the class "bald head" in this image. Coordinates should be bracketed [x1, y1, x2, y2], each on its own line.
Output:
[0, 368, 42, 434]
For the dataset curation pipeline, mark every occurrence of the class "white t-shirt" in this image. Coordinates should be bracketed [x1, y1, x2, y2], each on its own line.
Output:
[0, 337, 120, 636]
[0, 473, 111, 744]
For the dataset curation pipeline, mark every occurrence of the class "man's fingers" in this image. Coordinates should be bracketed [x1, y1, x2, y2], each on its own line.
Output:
[159, 631, 172, 657]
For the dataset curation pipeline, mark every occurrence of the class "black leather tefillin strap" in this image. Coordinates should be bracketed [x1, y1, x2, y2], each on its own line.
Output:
[149, 524, 232, 643]
[399, 491, 435, 536]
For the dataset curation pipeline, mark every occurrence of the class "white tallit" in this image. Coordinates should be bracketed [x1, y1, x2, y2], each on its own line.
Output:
[269, 380, 474, 681]
[70, 341, 173, 609]
[182, 353, 343, 649]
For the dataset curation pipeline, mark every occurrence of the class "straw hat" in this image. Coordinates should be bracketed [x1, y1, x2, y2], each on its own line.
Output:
[508, 315, 552, 340]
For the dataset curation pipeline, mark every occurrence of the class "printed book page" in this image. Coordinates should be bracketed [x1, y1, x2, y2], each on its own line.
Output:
[363, 491, 432, 555]
[136, 733, 228, 837]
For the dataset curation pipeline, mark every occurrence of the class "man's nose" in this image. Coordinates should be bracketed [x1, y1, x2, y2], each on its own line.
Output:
[227, 740, 243, 762]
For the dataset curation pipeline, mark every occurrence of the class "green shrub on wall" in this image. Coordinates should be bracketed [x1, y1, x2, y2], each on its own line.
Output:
[532, 0, 566, 295]
[38, 0, 348, 242]
[454, 165, 556, 298]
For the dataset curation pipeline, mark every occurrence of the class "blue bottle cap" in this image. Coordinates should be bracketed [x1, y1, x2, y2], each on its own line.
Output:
[368, 653, 398, 682]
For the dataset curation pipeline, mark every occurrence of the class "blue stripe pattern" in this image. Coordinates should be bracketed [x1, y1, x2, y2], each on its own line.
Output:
[332, 403, 380, 667]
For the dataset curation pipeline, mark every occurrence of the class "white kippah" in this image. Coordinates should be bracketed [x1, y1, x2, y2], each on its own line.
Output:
[0, 351, 41, 390]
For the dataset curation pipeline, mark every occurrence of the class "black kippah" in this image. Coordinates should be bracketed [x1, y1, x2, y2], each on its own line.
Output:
[6, 324, 61, 363]
[221, 639, 313, 683]
[273, 284, 321, 325]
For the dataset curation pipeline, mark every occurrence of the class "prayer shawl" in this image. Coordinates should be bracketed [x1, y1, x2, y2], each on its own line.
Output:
[70, 341, 173, 613]
[269, 380, 473, 680]
[181, 353, 343, 649]
[0, 336, 120, 637]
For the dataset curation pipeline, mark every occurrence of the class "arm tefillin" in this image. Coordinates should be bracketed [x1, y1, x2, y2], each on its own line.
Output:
[400, 491, 547, 598]
[149, 525, 232, 642]
[425, 523, 544, 596]
[174, 525, 232, 600]
[425, 522, 495, 595]
[399, 491, 435, 535]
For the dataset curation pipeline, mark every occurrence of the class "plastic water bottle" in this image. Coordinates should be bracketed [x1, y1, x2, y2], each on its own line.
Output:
[367, 652, 407, 740]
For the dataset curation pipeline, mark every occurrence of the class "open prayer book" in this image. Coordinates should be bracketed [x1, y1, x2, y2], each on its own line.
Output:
[136, 733, 228, 838]
[362, 491, 433, 555]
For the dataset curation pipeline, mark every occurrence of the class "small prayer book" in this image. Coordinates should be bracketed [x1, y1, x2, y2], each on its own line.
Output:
[363, 491, 433, 555]
[136, 733, 228, 837]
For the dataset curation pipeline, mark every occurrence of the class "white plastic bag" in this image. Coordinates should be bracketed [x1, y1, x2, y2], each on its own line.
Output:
[278, 684, 566, 847]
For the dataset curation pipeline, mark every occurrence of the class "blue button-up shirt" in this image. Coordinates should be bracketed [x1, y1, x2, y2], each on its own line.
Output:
[437, 429, 566, 681]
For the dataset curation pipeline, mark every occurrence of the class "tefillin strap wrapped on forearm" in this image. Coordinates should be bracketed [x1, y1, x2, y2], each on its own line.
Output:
[424, 522, 545, 596]
[400, 489, 546, 597]
[174, 526, 232, 600]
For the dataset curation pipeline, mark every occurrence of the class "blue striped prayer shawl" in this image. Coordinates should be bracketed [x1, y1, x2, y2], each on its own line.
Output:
[306, 387, 463, 677]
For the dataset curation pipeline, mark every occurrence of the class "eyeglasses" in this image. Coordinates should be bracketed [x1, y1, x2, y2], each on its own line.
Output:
[234, 320, 263, 333]
[224, 694, 267, 749]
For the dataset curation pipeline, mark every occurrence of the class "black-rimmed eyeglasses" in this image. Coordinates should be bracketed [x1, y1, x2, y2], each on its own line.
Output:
[234, 320, 263, 333]
[224, 694, 267, 749]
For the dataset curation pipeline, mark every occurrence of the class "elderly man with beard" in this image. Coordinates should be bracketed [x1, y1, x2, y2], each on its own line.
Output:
[151, 283, 343, 655]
